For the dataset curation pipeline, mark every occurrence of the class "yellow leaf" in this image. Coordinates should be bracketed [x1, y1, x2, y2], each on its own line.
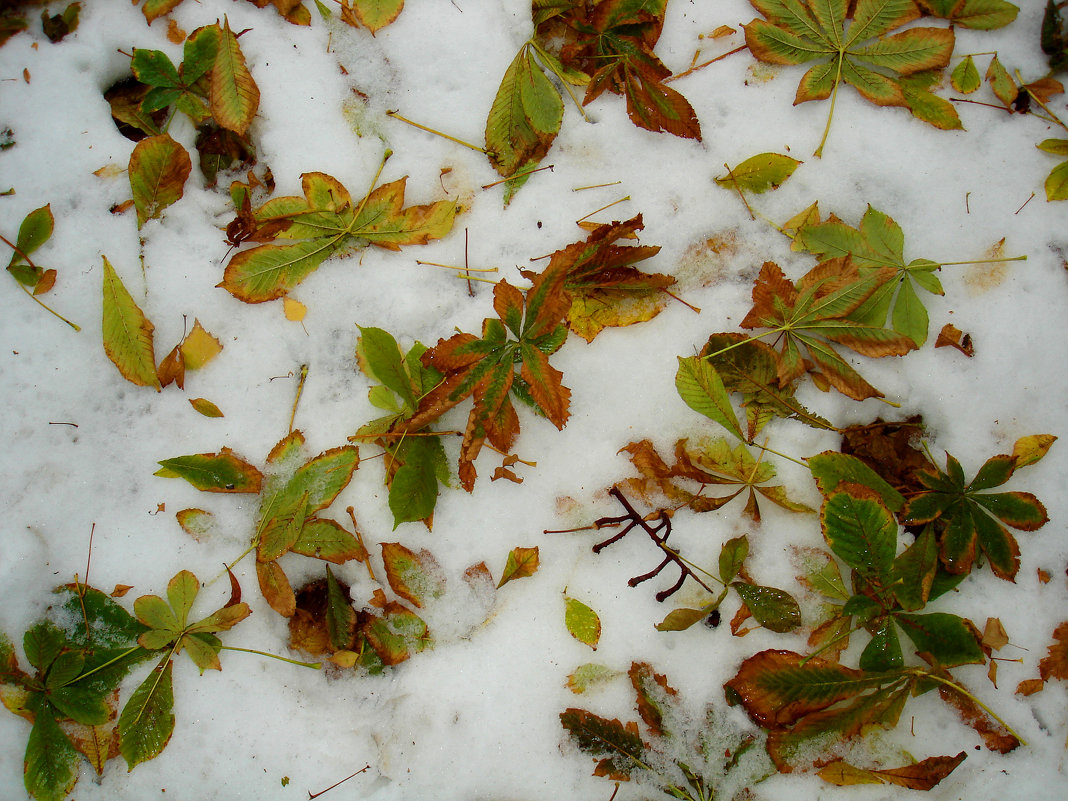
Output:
[189, 398, 224, 418]
[179, 319, 223, 369]
[283, 296, 307, 321]
[101, 256, 159, 390]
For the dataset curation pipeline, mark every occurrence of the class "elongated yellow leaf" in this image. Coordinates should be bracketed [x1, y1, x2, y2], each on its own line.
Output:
[101, 256, 159, 390]
[211, 18, 259, 136]
[128, 134, 191, 228]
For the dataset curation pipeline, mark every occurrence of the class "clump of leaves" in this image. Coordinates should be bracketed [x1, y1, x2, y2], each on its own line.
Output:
[521, 215, 676, 343]
[589, 487, 801, 636]
[1, 573, 256, 801]
[385, 259, 572, 491]
[2, 203, 79, 330]
[155, 430, 365, 616]
[562, 662, 774, 801]
[743, 0, 966, 156]
[902, 435, 1054, 581]
[101, 255, 224, 390]
[617, 437, 812, 522]
[351, 326, 451, 528]
[288, 544, 539, 670]
[539, 0, 702, 140]
[121, 19, 260, 221]
[1042, 0, 1068, 72]
[219, 167, 458, 303]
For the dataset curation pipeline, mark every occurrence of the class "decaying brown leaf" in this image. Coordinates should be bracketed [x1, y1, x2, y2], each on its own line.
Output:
[935, 323, 974, 356]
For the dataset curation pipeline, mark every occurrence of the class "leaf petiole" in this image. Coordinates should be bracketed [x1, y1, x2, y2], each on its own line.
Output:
[912, 669, 1026, 746]
[218, 645, 321, 669]
[385, 111, 486, 153]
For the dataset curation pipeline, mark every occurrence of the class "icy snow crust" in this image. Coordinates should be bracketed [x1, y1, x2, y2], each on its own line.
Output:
[1, 1, 1066, 799]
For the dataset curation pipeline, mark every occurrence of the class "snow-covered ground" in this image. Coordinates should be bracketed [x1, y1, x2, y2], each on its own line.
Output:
[1, 1, 1066, 799]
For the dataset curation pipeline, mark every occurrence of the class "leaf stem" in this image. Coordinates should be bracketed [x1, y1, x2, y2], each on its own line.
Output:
[576, 195, 630, 223]
[416, 260, 498, 274]
[0, 232, 80, 330]
[70, 645, 144, 683]
[935, 256, 1027, 267]
[481, 163, 554, 189]
[723, 163, 755, 220]
[385, 111, 486, 153]
[529, 40, 590, 120]
[814, 55, 845, 158]
[664, 44, 749, 83]
[218, 645, 321, 669]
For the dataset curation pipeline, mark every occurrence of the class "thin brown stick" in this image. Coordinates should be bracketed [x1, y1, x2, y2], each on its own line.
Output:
[307, 765, 371, 799]
[663, 44, 747, 83]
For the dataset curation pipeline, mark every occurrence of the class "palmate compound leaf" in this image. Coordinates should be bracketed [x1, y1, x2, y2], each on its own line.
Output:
[743, 0, 958, 155]
[903, 441, 1051, 580]
[220, 172, 457, 302]
[101, 255, 160, 390]
[391, 259, 572, 491]
[542, 0, 702, 140]
[560, 708, 648, 780]
[739, 259, 917, 400]
[794, 205, 944, 346]
[522, 215, 675, 342]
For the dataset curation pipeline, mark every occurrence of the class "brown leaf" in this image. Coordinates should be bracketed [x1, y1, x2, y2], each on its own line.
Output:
[257, 559, 295, 617]
[840, 416, 933, 501]
[938, 678, 1020, 753]
[1015, 678, 1045, 696]
[982, 617, 1009, 651]
[935, 323, 974, 356]
[730, 603, 753, 636]
[110, 584, 133, 598]
[157, 343, 185, 389]
[1038, 620, 1068, 682]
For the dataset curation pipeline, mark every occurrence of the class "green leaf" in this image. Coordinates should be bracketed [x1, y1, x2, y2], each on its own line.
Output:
[361, 602, 429, 666]
[1037, 139, 1068, 157]
[272, 445, 359, 516]
[951, 56, 981, 93]
[675, 356, 744, 441]
[128, 133, 191, 228]
[119, 657, 174, 769]
[916, 0, 1019, 30]
[1044, 160, 1068, 201]
[985, 54, 1017, 107]
[893, 612, 984, 666]
[716, 153, 801, 193]
[24, 622, 64, 673]
[131, 49, 181, 89]
[860, 618, 904, 671]
[566, 663, 622, 694]
[211, 18, 259, 136]
[486, 43, 563, 181]
[843, 594, 881, 621]
[8, 204, 53, 274]
[48, 682, 110, 726]
[564, 596, 601, 650]
[357, 326, 416, 409]
[388, 439, 443, 527]
[821, 486, 898, 579]
[181, 25, 220, 85]
[891, 526, 937, 611]
[732, 582, 801, 633]
[134, 596, 181, 649]
[140, 0, 183, 24]
[101, 255, 159, 390]
[290, 518, 367, 564]
[24, 706, 79, 801]
[259, 491, 309, 563]
[155, 449, 263, 493]
[325, 565, 356, 651]
[808, 451, 905, 512]
[719, 535, 749, 584]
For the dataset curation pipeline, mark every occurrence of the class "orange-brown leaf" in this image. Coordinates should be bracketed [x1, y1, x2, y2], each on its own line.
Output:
[1038, 620, 1068, 682]
[257, 559, 296, 617]
[818, 752, 966, 790]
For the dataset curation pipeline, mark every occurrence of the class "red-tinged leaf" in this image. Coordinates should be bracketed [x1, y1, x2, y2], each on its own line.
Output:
[486, 43, 563, 179]
[937, 675, 1020, 753]
[1038, 620, 1068, 682]
[156, 342, 185, 389]
[520, 342, 570, 428]
[818, 752, 966, 789]
[155, 449, 263, 493]
[361, 601, 429, 665]
[622, 65, 702, 140]
[560, 708, 647, 780]
[256, 560, 295, 617]
[629, 661, 677, 736]
[101, 256, 160, 390]
[497, 546, 540, 588]
[725, 649, 891, 729]
[129, 133, 191, 228]
[381, 543, 445, 608]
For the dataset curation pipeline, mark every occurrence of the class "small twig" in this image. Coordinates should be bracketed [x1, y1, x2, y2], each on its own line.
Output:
[386, 110, 486, 153]
[664, 44, 748, 83]
[573, 180, 622, 192]
[48, 421, 78, 426]
[481, 163, 554, 189]
[288, 364, 309, 435]
[1015, 193, 1035, 214]
[307, 765, 371, 799]
[663, 290, 701, 314]
[577, 195, 630, 224]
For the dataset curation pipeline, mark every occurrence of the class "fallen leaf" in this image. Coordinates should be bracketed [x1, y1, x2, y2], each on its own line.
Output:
[818, 752, 966, 790]
[211, 17, 259, 136]
[935, 323, 974, 356]
[982, 617, 1009, 651]
[189, 398, 224, 418]
[283, 296, 307, 321]
[497, 546, 539, 588]
[1038, 620, 1068, 682]
[101, 256, 160, 390]
[111, 585, 134, 598]
[564, 595, 601, 650]
[128, 133, 191, 228]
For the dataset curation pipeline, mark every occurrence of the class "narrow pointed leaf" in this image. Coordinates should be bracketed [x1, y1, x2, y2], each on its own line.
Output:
[155, 449, 263, 493]
[211, 19, 259, 135]
[101, 256, 159, 389]
[118, 658, 174, 769]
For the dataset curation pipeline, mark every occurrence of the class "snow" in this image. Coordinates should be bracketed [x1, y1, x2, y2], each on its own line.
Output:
[1, 0, 1066, 799]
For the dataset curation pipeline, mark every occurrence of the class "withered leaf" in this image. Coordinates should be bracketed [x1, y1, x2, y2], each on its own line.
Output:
[1038, 620, 1068, 682]
[934, 323, 974, 356]
[818, 752, 966, 790]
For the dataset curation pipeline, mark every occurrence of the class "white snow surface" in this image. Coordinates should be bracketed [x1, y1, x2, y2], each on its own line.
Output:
[1, 1, 1066, 800]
